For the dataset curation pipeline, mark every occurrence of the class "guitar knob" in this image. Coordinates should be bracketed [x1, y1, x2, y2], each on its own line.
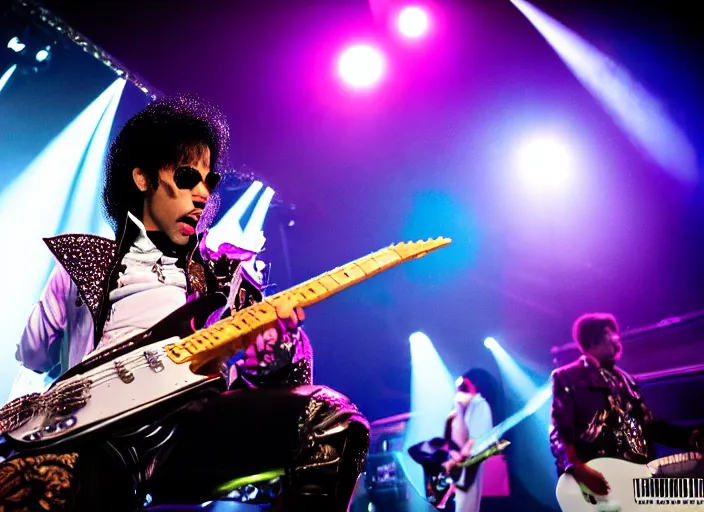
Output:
[23, 431, 42, 442]
[55, 416, 77, 431]
[42, 423, 56, 433]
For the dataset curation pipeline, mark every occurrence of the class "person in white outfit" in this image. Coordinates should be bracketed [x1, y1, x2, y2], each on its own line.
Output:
[443, 370, 494, 512]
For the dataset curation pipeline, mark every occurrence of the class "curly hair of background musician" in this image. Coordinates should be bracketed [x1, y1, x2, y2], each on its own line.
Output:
[572, 313, 619, 351]
[102, 94, 231, 231]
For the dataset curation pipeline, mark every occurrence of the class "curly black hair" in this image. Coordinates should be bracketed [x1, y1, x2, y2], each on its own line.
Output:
[102, 94, 230, 232]
[572, 313, 619, 352]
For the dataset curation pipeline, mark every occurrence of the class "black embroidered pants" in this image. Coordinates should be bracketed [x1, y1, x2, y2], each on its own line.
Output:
[0, 387, 369, 512]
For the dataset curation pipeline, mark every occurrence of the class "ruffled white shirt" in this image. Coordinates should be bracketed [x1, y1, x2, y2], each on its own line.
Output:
[98, 213, 188, 349]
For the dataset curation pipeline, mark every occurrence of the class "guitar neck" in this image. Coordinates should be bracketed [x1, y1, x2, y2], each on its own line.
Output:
[460, 439, 510, 468]
[163, 237, 451, 366]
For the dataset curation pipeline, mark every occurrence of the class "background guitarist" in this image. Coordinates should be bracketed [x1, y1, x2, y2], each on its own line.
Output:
[0, 95, 369, 511]
[549, 312, 702, 496]
[442, 369, 494, 512]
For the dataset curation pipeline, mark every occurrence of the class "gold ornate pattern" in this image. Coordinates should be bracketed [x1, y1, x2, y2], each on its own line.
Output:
[0, 452, 79, 511]
[187, 259, 209, 298]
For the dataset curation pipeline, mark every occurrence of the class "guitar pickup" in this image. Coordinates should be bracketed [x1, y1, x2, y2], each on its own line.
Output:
[114, 361, 135, 383]
[144, 350, 164, 373]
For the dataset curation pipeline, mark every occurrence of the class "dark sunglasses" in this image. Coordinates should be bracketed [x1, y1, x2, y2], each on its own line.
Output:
[173, 166, 221, 192]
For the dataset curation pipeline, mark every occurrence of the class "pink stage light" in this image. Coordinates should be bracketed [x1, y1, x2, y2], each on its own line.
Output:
[337, 44, 385, 88]
[398, 6, 429, 39]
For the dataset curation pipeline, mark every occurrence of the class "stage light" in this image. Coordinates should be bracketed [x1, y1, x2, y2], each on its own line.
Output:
[35, 47, 50, 62]
[7, 36, 25, 53]
[338, 44, 385, 88]
[2, 78, 127, 401]
[484, 336, 499, 350]
[0, 65, 17, 94]
[484, 336, 537, 394]
[482, 326, 556, 504]
[511, 0, 697, 183]
[5, 35, 53, 75]
[408, 331, 429, 345]
[472, 381, 552, 454]
[398, 6, 429, 38]
[516, 135, 571, 192]
[206, 180, 274, 270]
[406, 330, 455, 498]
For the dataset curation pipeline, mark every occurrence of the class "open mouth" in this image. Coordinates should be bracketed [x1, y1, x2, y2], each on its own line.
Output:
[179, 215, 199, 228]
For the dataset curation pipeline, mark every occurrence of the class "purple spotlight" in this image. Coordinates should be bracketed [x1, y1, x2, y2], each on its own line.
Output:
[398, 6, 429, 38]
[338, 44, 385, 88]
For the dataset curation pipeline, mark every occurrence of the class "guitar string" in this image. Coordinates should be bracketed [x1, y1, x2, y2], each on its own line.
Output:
[39, 350, 169, 404]
[23, 286, 345, 411]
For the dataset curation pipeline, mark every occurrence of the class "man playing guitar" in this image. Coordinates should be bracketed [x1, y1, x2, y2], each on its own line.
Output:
[0, 95, 370, 511]
[550, 312, 702, 497]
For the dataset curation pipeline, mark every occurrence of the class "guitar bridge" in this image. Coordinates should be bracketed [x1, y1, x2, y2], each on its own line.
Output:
[144, 350, 164, 372]
[114, 361, 135, 383]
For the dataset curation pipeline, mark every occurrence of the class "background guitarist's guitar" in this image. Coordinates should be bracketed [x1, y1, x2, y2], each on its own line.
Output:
[0, 237, 450, 449]
[408, 437, 510, 509]
[556, 452, 704, 512]
[449, 439, 511, 483]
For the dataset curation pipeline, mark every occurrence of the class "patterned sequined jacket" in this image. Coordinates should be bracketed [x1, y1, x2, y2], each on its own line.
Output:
[3, 221, 369, 511]
[549, 356, 694, 475]
[15, 219, 313, 390]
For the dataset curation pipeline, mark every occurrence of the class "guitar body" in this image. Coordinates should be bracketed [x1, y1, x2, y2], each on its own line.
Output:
[3, 296, 226, 449]
[556, 458, 704, 512]
[408, 439, 510, 510]
[450, 460, 480, 489]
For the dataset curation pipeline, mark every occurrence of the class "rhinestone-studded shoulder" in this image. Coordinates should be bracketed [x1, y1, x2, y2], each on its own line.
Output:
[44, 234, 118, 320]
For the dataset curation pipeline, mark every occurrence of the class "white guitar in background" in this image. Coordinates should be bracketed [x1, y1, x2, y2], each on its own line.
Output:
[556, 452, 704, 512]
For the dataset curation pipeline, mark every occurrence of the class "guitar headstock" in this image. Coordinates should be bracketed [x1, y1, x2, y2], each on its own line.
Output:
[390, 236, 452, 260]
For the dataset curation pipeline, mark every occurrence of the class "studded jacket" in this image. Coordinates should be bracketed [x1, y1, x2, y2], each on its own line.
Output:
[3, 221, 368, 510]
[15, 218, 313, 390]
[549, 356, 695, 475]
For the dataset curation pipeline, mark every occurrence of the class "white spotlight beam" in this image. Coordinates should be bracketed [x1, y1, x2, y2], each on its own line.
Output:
[0, 64, 17, 94]
[512, 0, 698, 183]
[485, 338, 537, 395]
[206, 181, 264, 252]
[64, 79, 127, 234]
[240, 186, 274, 252]
[404, 331, 456, 498]
[1, 81, 130, 402]
[473, 381, 552, 453]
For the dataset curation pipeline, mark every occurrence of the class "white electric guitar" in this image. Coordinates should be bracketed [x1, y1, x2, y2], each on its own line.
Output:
[0, 237, 450, 448]
[556, 453, 704, 512]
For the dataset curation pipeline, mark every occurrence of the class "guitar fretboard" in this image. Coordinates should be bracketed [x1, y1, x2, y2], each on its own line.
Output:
[163, 237, 451, 367]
